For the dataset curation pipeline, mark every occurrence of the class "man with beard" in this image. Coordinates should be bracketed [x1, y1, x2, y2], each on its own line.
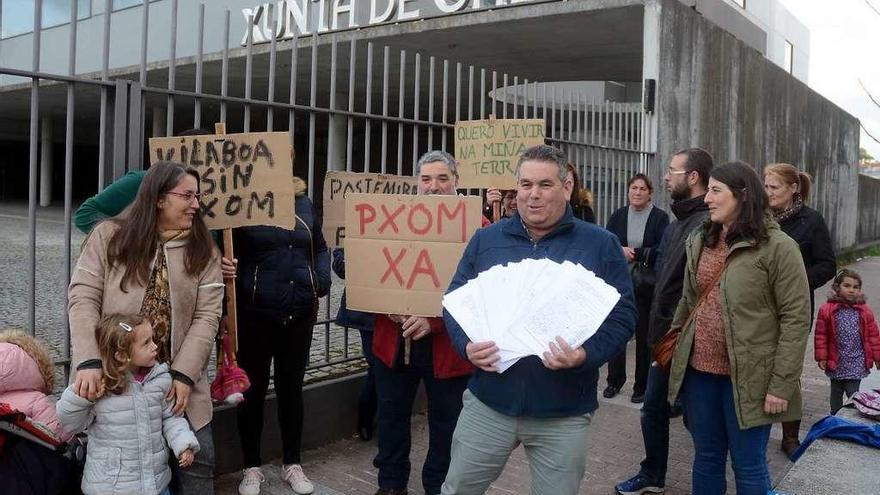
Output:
[615, 148, 714, 495]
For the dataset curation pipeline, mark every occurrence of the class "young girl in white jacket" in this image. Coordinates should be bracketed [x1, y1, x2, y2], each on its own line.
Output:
[57, 314, 199, 495]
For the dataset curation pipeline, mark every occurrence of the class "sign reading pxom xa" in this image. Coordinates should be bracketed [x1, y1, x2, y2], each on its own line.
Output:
[242, 0, 546, 45]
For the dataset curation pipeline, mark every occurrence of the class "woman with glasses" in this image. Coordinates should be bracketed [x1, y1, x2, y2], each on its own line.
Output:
[69, 161, 225, 494]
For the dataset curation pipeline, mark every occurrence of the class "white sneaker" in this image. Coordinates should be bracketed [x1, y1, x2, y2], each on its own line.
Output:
[282, 464, 314, 494]
[238, 467, 265, 495]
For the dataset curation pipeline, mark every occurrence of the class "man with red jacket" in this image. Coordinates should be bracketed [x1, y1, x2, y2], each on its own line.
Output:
[371, 150, 487, 495]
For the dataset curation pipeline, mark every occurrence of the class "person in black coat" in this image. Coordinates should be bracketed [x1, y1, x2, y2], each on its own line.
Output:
[603, 173, 669, 402]
[764, 163, 836, 459]
[233, 176, 331, 493]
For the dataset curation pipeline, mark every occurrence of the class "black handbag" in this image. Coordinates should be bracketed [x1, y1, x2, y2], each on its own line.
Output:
[631, 259, 656, 291]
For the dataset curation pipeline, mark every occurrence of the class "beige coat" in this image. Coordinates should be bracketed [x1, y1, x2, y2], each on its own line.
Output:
[68, 221, 224, 430]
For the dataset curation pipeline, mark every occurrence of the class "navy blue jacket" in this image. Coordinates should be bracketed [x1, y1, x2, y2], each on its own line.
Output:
[234, 191, 331, 323]
[332, 248, 376, 331]
[444, 208, 637, 417]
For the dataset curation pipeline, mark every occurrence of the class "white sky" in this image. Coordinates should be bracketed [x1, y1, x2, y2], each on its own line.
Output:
[777, 0, 880, 160]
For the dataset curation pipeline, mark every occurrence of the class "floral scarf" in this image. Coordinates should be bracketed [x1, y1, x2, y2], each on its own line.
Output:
[772, 195, 804, 224]
[140, 229, 189, 364]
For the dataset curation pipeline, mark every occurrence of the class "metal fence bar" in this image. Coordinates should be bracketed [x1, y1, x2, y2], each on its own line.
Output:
[381, 46, 389, 173]
[328, 38, 338, 161]
[288, 23, 299, 138]
[455, 63, 461, 127]
[98, 0, 111, 188]
[502, 74, 508, 119]
[468, 65, 474, 120]
[413, 53, 421, 171]
[480, 69, 486, 119]
[128, 82, 143, 171]
[266, 8, 278, 131]
[346, 40, 356, 172]
[243, 13, 254, 132]
[166, 0, 178, 136]
[62, 0, 78, 373]
[308, 33, 318, 197]
[441, 59, 448, 151]
[397, 49, 405, 175]
[364, 42, 373, 172]
[427, 56, 435, 149]
[27, 0, 43, 334]
[513, 76, 519, 119]
[491, 71, 497, 117]
[136, 0, 149, 165]
[112, 79, 127, 179]
[220, 10, 230, 123]
[194, 3, 205, 129]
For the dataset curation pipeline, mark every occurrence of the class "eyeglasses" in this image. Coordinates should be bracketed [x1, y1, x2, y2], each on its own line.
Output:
[166, 191, 202, 203]
[666, 169, 690, 176]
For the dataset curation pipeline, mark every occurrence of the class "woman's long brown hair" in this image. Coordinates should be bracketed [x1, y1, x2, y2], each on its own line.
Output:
[106, 161, 214, 291]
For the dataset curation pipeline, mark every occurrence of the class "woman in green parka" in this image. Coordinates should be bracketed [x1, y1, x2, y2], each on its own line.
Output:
[666, 161, 812, 495]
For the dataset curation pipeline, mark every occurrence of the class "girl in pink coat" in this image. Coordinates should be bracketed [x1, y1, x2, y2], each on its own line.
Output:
[0, 329, 71, 442]
[814, 269, 880, 414]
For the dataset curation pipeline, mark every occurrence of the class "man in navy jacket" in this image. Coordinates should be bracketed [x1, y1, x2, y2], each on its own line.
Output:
[441, 145, 637, 494]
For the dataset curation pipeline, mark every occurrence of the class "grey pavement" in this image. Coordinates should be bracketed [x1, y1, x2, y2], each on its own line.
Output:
[216, 256, 880, 495]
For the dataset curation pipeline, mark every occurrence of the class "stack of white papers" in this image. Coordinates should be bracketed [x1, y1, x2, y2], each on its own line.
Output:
[443, 258, 621, 373]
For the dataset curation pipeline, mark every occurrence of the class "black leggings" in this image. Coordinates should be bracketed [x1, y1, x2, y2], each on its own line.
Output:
[236, 311, 315, 467]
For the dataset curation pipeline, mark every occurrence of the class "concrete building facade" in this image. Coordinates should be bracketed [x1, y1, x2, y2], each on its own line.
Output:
[0, 0, 861, 248]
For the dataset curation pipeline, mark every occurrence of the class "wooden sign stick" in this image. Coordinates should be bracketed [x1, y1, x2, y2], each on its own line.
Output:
[214, 122, 239, 356]
[488, 113, 502, 223]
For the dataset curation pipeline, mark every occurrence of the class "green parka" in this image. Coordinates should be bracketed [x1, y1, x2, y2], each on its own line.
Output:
[667, 221, 812, 429]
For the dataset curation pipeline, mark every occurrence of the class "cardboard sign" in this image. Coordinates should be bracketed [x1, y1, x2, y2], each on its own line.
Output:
[149, 132, 296, 230]
[455, 118, 546, 189]
[322, 171, 418, 248]
[344, 193, 482, 317]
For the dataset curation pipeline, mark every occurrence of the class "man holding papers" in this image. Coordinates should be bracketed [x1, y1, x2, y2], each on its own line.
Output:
[441, 144, 637, 494]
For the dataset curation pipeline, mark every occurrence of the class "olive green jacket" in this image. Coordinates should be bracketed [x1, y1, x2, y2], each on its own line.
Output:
[667, 222, 812, 429]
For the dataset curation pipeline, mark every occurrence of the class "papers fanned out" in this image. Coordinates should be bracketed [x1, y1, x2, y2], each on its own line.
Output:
[443, 259, 621, 373]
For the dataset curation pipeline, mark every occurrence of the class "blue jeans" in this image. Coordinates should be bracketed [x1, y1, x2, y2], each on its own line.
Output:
[373, 337, 469, 495]
[681, 368, 771, 495]
[638, 363, 671, 485]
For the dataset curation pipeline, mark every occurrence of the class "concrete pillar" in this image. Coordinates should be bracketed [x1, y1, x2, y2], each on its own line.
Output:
[327, 93, 348, 171]
[152, 106, 167, 138]
[39, 117, 53, 207]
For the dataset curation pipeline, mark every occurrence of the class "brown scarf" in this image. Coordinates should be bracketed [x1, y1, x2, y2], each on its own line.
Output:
[141, 229, 189, 363]
[772, 196, 804, 224]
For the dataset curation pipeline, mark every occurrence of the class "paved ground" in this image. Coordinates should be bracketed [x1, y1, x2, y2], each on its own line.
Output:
[216, 258, 880, 494]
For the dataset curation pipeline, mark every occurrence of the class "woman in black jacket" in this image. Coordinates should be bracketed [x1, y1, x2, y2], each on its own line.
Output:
[604, 173, 669, 402]
[764, 163, 836, 459]
[234, 176, 331, 494]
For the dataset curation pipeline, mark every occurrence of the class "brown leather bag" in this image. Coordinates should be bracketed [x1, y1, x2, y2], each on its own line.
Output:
[653, 261, 727, 373]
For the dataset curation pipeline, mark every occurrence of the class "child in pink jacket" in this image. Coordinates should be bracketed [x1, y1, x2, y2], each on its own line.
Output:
[0, 329, 71, 442]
